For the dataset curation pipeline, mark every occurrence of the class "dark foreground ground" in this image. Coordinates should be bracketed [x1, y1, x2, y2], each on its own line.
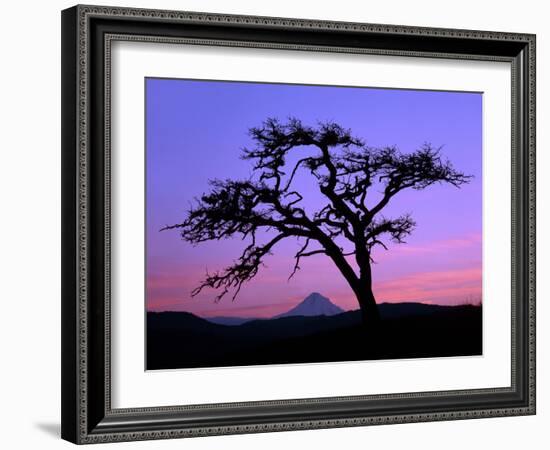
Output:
[146, 303, 482, 370]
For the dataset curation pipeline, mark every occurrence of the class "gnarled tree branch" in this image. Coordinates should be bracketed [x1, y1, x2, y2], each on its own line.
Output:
[163, 117, 472, 304]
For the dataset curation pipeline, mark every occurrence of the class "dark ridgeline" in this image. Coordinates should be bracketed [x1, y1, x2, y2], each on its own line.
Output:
[147, 296, 482, 370]
[161, 118, 472, 328]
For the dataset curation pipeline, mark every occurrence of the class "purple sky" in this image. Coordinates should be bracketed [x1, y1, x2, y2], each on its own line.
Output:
[146, 78, 482, 317]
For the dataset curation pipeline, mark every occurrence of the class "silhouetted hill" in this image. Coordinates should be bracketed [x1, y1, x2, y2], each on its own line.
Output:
[147, 303, 482, 370]
[148, 311, 224, 332]
[204, 316, 256, 326]
[378, 302, 467, 319]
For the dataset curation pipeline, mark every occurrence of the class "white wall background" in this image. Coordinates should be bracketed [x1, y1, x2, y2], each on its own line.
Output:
[0, 0, 546, 448]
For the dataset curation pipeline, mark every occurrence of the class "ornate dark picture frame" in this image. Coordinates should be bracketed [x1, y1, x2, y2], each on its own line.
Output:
[61, 4, 536, 444]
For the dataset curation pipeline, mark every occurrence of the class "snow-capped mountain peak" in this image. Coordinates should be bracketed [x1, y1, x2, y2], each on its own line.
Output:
[276, 292, 344, 318]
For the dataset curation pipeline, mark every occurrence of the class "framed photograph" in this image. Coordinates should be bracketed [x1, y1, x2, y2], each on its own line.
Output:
[61, 5, 536, 444]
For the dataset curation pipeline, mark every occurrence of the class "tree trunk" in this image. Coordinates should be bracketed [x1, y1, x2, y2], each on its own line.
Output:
[320, 236, 381, 329]
[356, 285, 381, 329]
[355, 257, 381, 329]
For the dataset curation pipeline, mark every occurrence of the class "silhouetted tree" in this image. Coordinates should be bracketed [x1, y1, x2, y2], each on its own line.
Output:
[163, 118, 471, 328]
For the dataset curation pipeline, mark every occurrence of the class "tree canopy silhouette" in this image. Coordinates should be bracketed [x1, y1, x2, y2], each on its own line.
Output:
[163, 118, 472, 327]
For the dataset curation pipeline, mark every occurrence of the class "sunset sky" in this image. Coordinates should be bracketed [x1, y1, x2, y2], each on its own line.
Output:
[145, 78, 482, 317]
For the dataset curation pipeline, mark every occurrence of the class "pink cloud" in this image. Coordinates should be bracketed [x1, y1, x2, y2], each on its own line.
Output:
[393, 232, 481, 254]
[371, 233, 482, 266]
[374, 266, 482, 305]
[147, 233, 482, 315]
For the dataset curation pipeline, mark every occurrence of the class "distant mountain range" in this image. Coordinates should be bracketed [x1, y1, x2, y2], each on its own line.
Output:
[147, 300, 482, 370]
[206, 292, 344, 326]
